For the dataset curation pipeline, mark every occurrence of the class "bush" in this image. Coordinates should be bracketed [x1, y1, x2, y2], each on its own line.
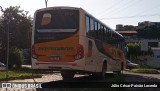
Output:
[23, 48, 31, 65]
[8, 47, 24, 69]
[0, 71, 42, 81]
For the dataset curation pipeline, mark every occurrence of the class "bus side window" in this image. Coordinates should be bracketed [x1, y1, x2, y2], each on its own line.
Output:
[106, 28, 109, 42]
[86, 16, 90, 36]
[110, 31, 113, 45]
[94, 21, 98, 39]
[104, 27, 107, 42]
[90, 18, 95, 38]
[101, 25, 104, 41]
[113, 33, 116, 47]
[97, 23, 101, 40]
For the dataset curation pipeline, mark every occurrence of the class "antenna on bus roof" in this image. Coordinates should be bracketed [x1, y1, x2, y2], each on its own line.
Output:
[45, 0, 48, 8]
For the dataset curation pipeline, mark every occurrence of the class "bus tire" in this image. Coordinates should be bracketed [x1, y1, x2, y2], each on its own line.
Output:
[101, 62, 107, 79]
[120, 62, 124, 74]
[114, 62, 124, 74]
[61, 71, 75, 80]
[93, 62, 107, 80]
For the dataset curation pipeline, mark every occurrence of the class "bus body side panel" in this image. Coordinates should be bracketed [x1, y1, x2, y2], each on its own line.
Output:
[102, 43, 125, 71]
[80, 8, 125, 73]
[79, 9, 95, 72]
[79, 9, 103, 72]
[90, 40, 125, 72]
[76, 10, 105, 73]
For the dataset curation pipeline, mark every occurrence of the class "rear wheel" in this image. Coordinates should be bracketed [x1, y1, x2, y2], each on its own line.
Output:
[114, 62, 124, 74]
[61, 71, 75, 80]
[93, 62, 107, 80]
[101, 62, 107, 79]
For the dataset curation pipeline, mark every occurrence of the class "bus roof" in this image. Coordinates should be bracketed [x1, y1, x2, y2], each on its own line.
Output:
[36, 6, 80, 12]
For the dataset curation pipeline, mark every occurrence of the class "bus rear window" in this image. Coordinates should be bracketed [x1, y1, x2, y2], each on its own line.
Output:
[35, 10, 79, 30]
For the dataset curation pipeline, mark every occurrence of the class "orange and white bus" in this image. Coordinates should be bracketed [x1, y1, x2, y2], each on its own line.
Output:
[32, 7, 125, 79]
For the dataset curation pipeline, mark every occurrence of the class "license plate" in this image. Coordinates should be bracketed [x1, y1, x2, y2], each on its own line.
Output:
[53, 56, 60, 60]
[50, 55, 60, 61]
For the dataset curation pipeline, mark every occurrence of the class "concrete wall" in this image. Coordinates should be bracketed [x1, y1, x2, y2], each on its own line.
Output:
[139, 48, 160, 68]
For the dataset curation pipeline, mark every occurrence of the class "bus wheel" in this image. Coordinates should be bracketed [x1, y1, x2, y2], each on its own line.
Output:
[120, 62, 124, 74]
[61, 71, 75, 80]
[114, 62, 124, 74]
[101, 62, 107, 79]
[93, 62, 106, 80]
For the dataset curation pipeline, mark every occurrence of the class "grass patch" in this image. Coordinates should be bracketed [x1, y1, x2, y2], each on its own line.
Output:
[129, 68, 159, 74]
[11, 67, 32, 72]
[0, 67, 42, 81]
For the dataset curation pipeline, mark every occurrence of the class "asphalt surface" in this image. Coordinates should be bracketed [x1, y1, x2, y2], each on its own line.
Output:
[1, 70, 160, 91]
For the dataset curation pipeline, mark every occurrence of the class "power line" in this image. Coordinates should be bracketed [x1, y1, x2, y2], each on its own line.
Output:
[97, 0, 122, 14]
[100, 1, 160, 20]
[135, 4, 160, 15]
[100, 0, 136, 18]
[99, 0, 129, 18]
[99, 14, 160, 20]
[101, 0, 141, 18]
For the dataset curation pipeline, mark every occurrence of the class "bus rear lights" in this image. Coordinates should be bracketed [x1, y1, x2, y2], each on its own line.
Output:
[32, 45, 35, 54]
[32, 45, 38, 59]
[71, 63, 77, 66]
[74, 44, 84, 60]
[75, 54, 82, 59]
[32, 54, 38, 59]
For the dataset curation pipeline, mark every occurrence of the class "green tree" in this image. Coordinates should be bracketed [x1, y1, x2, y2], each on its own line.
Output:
[0, 6, 32, 67]
[127, 42, 142, 60]
[127, 43, 153, 63]
[137, 24, 160, 39]
[0, 6, 32, 49]
[9, 47, 24, 68]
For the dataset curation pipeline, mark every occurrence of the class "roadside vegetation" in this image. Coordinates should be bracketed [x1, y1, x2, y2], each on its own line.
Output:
[0, 67, 42, 81]
[0, 6, 32, 69]
[129, 67, 159, 74]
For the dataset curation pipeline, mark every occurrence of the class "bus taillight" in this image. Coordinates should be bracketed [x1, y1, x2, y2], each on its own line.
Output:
[32, 45, 37, 58]
[75, 44, 84, 60]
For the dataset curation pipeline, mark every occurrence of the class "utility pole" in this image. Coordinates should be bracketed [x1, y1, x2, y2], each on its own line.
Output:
[45, 0, 48, 8]
[6, 16, 14, 83]
[6, 21, 9, 81]
[5, 16, 10, 91]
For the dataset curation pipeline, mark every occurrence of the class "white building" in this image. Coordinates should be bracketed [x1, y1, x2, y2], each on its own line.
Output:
[139, 39, 160, 68]
[139, 47, 160, 68]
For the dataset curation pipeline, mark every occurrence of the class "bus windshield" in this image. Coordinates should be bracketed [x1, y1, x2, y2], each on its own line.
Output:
[34, 9, 79, 43]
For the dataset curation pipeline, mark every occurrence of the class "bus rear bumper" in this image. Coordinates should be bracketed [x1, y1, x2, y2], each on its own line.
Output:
[32, 59, 85, 71]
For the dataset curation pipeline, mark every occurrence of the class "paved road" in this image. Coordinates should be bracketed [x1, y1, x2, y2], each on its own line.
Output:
[7, 71, 160, 83]
[123, 71, 160, 82]
[1, 71, 160, 91]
